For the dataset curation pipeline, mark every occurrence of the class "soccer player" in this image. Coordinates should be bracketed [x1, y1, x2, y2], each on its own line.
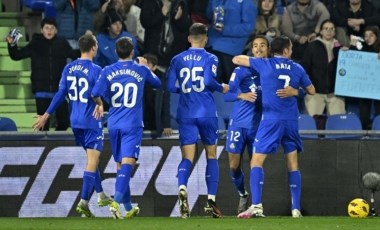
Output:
[91, 37, 161, 219]
[225, 35, 302, 214]
[167, 23, 229, 219]
[32, 34, 113, 217]
[232, 35, 315, 218]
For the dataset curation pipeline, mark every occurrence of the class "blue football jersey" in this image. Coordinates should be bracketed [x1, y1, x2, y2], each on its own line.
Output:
[167, 48, 223, 119]
[249, 56, 312, 120]
[92, 60, 161, 129]
[224, 66, 262, 129]
[47, 58, 102, 129]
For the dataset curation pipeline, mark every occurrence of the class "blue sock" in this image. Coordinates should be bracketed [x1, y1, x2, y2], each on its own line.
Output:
[114, 164, 133, 203]
[206, 159, 219, 195]
[288, 170, 301, 210]
[230, 169, 246, 195]
[115, 169, 120, 199]
[250, 167, 264, 205]
[122, 187, 133, 211]
[177, 159, 192, 187]
[93, 168, 103, 193]
[81, 171, 96, 200]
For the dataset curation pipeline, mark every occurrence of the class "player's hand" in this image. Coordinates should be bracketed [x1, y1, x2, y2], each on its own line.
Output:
[93, 104, 104, 120]
[276, 86, 298, 98]
[222, 83, 229, 93]
[32, 113, 49, 132]
[163, 128, 173, 137]
[238, 92, 257, 102]
[5, 36, 14, 44]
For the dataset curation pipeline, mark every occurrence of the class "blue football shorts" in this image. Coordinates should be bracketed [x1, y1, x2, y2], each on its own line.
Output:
[72, 128, 103, 152]
[253, 119, 303, 154]
[178, 117, 218, 146]
[225, 125, 257, 155]
[109, 127, 143, 162]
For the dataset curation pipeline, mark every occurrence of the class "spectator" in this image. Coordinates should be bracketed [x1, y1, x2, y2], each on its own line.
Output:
[6, 18, 79, 131]
[93, 0, 127, 34]
[124, 0, 145, 45]
[95, 0, 144, 52]
[143, 53, 172, 138]
[94, 8, 140, 68]
[140, 0, 191, 68]
[206, 0, 256, 83]
[301, 19, 346, 117]
[348, 25, 380, 129]
[281, 0, 330, 61]
[187, 0, 210, 24]
[254, 0, 281, 41]
[54, 0, 101, 49]
[330, 0, 380, 47]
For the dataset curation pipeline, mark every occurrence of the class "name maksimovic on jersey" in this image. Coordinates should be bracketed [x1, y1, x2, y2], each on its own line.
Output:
[106, 69, 143, 82]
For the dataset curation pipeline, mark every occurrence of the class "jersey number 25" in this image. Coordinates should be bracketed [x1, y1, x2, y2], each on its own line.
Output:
[180, 67, 205, 93]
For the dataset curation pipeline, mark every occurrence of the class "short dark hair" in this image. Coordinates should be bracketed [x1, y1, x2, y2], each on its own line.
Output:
[78, 34, 97, 53]
[40, 18, 57, 28]
[116, 36, 134, 59]
[251, 35, 270, 47]
[319, 19, 335, 33]
[189, 23, 208, 36]
[270, 35, 291, 56]
[143, 53, 158, 66]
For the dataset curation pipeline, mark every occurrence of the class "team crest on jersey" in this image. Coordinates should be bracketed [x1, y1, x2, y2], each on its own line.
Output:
[229, 143, 235, 149]
[212, 64, 217, 74]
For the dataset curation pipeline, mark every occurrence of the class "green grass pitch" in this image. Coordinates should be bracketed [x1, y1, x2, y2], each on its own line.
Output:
[1, 217, 380, 230]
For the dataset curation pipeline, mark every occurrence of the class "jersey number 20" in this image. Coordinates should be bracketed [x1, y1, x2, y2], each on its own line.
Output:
[111, 82, 138, 108]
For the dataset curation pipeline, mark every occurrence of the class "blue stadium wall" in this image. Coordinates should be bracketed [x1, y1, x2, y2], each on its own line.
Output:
[0, 135, 380, 217]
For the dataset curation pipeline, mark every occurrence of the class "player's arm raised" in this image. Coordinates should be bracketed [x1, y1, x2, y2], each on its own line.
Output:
[232, 55, 250, 67]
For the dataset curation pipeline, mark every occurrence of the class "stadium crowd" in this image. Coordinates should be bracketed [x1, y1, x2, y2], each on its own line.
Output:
[5, 0, 380, 132]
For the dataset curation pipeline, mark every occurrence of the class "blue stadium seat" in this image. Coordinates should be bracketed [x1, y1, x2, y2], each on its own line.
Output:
[372, 115, 380, 130]
[325, 114, 363, 139]
[44, 2, 56, 19]
[298, 114, 318, 139]
[0, 117, 17, 131]
[22, 0, 55, 18]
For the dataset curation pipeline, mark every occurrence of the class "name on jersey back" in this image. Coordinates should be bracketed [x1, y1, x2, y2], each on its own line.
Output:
[106, 69, 143, 82]
[69, 65, 89, 75]
[275, 63, 291, 70]
[183, 54, 202, 62]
